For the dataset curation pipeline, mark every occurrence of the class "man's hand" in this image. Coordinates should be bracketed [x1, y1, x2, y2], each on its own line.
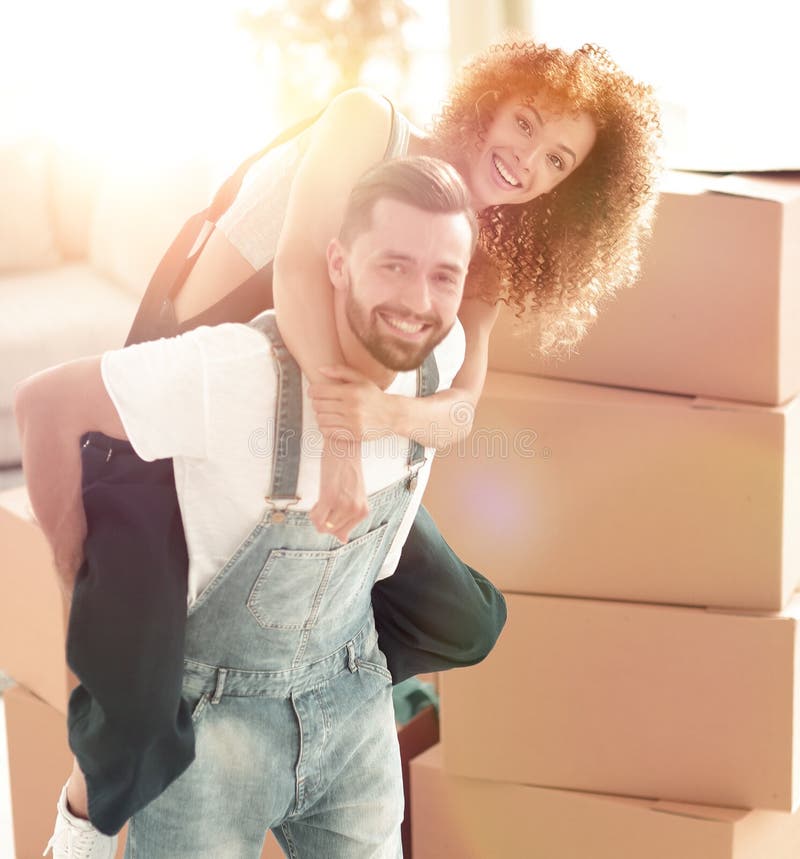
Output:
[309, 365, 397, 441]
[309, 439, 369, 543]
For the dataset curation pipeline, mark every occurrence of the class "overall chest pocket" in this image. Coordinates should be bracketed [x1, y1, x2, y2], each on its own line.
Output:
[246, 522, 389, 630]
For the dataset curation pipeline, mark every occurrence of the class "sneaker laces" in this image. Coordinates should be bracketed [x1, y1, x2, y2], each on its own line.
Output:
[43, 825, 102, 858]
[43, 810, 115, 859]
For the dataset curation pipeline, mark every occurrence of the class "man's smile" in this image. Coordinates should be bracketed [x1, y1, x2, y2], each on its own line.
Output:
[377, 311, 431, 340]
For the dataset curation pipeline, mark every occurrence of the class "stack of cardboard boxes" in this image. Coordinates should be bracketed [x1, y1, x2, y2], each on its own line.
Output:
[411, 171, 800, 857]
[0, 487, 111, 859]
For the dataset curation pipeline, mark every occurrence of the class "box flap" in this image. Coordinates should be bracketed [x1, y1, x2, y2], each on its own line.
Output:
[660, 171, 800, 203]
[486, 370, 696, 410]
[690, 395, 787, 415]
[706, 173, 800, 203]
[651, 799, 749, 824]
[658, 170, 716, 196]
[705, 592, 800, 620]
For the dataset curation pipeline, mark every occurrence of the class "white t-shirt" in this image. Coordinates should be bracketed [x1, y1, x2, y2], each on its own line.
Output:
[101, 313, 465, 606]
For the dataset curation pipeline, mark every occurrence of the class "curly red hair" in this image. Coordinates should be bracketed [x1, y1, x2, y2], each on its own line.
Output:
[431, 40, 663, 357]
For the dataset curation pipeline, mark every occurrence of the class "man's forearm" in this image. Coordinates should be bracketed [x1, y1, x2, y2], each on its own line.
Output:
[387, 385, 476, 452]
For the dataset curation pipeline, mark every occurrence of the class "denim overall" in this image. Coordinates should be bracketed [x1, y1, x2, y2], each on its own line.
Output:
[124, 315, 438, 859]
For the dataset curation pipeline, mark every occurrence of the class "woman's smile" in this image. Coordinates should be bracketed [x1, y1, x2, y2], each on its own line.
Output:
[491, 153, 523, 188]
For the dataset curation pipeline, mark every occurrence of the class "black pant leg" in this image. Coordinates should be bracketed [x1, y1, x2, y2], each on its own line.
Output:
[66, 434, 194, 836]
[371, 504, 507, 684]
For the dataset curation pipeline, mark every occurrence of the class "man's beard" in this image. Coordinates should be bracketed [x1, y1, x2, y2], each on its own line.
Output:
[345, 282, 449, 372]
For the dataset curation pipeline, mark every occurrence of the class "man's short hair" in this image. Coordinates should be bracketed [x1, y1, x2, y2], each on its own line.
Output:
[339, 156, 478, 253]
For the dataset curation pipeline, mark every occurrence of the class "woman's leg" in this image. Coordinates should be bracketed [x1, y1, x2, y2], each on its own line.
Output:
[371, 505, 507, 684]
[172, 227, 257, 323]
[66, 435, 194, 835]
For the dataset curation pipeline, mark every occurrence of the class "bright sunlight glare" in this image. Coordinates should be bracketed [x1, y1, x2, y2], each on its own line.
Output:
[0, 1, 279, 170]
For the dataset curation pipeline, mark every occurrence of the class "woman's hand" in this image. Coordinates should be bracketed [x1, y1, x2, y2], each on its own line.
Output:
[309, 365, 396, 441]
[309, 440, 369, 543]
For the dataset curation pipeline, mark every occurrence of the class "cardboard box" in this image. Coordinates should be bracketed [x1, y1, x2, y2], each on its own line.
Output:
[3, 684, 128, 859]
[0, 487, 77, 714]
[440, 592, 800, 812]
[411, 745, 800, 859]
[424, 371, 800, 611]
[261, 831, 285, 858]
[489, 172, 800, 406]
[397, 705, 439, 858]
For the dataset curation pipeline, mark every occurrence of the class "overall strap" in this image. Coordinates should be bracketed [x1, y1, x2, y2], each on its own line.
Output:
[408, 351, 439, 468]
[248, 314, 303, 503]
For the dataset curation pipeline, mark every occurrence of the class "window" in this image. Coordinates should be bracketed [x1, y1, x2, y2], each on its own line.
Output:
[526, 0, 800, 170]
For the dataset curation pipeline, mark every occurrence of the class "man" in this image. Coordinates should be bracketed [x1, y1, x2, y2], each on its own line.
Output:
[15, 156, 478, 858]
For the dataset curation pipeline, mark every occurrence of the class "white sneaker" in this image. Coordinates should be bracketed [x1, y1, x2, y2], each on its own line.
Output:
[42, 783, 118, 858]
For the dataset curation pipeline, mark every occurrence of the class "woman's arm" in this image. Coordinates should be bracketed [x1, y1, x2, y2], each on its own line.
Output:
[274, 88, 392, 371]
[310, 297, 500, 451]
[394, 297, 499, 448]
[272, 89, 394, 540]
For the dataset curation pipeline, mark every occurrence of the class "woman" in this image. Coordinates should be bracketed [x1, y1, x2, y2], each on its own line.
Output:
[50, 39, 661, 854]
[175, 40, 660, 535]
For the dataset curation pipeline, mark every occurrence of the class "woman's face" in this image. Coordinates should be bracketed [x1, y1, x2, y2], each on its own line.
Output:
[465, 95, 597, 211]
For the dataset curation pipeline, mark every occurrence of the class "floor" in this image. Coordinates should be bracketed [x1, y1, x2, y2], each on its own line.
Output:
[0, 469, 23, 493]
[1, 675, 17, 858]
[1, 470, 24, 856]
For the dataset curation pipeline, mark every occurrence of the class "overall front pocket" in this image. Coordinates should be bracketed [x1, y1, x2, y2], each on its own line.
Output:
[246, 522, 389, 630]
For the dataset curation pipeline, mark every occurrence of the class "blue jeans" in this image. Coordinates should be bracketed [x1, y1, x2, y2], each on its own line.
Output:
[124, 623, 403, 858]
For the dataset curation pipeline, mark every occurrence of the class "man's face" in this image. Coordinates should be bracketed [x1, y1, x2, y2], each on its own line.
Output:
[335, 197, 473, 372]
[465, 95, 597, 211]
